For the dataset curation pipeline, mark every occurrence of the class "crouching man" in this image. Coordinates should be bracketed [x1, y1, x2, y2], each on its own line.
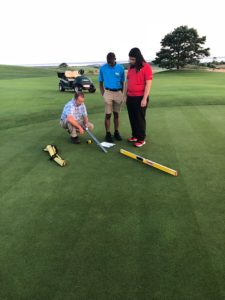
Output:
[60, 92, 94, 144]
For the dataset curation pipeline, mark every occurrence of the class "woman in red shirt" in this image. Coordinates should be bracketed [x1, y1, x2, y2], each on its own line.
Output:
[126, 48, 153, 147]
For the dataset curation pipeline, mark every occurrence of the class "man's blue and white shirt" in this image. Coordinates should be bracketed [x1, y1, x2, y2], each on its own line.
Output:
[60, 98, 87, 123]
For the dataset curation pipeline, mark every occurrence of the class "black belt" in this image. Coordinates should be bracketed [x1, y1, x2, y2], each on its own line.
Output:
[105, 88, 121, 92]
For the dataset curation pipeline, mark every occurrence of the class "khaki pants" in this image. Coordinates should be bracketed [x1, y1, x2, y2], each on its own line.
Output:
[103, 90, 123, 114]
[60, 120, 94, 138]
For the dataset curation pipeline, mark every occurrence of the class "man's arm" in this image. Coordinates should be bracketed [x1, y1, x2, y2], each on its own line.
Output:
[67, 115, 84, 134]
[121, 67, 125, 93]
[121, 81, 124, 93]
[83, 115, 89, 128]
[141, 80, 152, 107]
[99, 81, 105, 96]
[122, 81, 127, 103]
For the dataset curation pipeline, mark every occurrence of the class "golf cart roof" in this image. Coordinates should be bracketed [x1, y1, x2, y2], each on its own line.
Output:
[65, 70, 80, 78]
[57, 70, 80, 79]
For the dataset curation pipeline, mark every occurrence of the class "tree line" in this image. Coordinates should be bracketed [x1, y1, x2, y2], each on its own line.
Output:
[59, 25, 211, 71]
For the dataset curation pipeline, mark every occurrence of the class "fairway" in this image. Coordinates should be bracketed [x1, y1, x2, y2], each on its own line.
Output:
[0, 66, 225, 300]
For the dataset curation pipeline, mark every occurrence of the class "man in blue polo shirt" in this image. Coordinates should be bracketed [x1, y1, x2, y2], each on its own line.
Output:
[99, 52, 125, 142]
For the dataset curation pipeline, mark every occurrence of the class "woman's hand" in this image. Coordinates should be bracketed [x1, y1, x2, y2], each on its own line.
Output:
[141, 98, 147, 107]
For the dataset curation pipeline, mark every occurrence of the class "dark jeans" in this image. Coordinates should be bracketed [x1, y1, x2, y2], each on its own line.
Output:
[126, 96, 149, 141]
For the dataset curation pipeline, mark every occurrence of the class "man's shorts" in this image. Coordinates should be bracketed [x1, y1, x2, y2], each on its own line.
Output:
[60, 119, 94, 138]
[103, 90, 123, 114]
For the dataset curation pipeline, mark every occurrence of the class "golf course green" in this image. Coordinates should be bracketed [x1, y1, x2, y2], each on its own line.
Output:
[0, 65, 224, 299]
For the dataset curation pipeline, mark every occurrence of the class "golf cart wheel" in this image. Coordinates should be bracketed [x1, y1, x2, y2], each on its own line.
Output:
[74, 86, 81, 93]
[59, 83, 65, 92]
[89, 88, 96, 93]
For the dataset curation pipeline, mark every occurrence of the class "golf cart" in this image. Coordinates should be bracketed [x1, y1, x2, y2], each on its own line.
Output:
[57, 69, 96, 93]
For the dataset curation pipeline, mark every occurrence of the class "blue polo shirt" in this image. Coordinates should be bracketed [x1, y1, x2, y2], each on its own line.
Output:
[98, 63, 125, 89]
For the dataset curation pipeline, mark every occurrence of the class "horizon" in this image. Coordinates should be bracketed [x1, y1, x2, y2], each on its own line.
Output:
[1, 56, 225, 68]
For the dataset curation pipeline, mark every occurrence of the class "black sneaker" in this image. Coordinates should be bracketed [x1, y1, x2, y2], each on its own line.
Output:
[71, 136, 81, 144]
[105, 132, 114, 143]
[114, 130, 122, 141]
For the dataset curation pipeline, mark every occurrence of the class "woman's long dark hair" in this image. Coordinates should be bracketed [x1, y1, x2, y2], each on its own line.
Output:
[129, 47, 146, 71]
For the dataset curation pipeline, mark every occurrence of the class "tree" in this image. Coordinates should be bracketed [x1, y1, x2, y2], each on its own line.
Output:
[153, 26, 210, 70]
[59, 62, 68, 68]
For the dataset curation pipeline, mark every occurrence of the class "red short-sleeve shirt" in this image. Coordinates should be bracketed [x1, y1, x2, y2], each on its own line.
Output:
[127, 63, 153, 96]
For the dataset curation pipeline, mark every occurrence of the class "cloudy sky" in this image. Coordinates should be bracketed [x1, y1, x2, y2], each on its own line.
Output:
[0, 0, 224, 65]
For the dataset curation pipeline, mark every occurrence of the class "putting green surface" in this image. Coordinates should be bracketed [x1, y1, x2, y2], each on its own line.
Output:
[0, 66, 225, 299]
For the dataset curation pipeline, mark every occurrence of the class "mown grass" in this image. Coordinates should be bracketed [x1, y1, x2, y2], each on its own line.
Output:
[0, 65, 225, 300]
[0, 64, 55, 79]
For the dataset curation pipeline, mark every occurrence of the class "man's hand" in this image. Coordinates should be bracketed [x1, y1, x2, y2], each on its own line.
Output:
[122, 94, 127, 104]
[79, 126, 84, 134]
[99, 82, 105, 96]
